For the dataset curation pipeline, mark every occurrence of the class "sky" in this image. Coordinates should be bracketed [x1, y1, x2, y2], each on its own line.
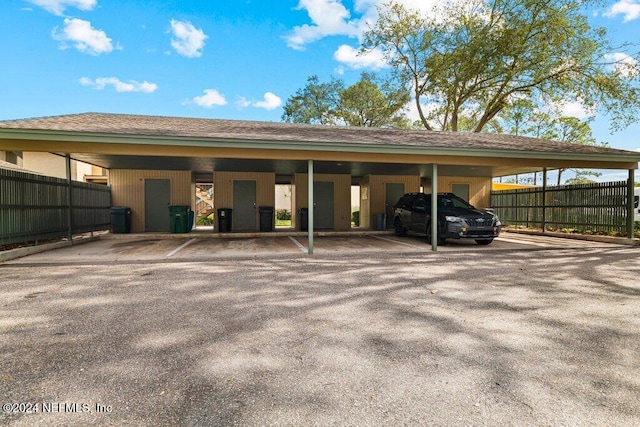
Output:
[1, 0, 640, 180]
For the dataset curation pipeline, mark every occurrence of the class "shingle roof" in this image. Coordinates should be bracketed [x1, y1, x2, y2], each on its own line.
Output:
[0, 112, 637, 157]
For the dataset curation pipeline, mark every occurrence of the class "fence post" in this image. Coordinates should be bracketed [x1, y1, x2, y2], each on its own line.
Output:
[542, 168, 547, 233]
[627, 169, 635, 238]
[65, 154, 73, 241]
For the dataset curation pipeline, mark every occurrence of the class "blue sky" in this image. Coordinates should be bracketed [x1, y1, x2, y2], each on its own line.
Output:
[1, 0, 640, 169]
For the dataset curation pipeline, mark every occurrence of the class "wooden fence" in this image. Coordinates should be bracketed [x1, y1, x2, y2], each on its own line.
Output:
[490, 181, 630, 235]
[1, 167, 111, 246]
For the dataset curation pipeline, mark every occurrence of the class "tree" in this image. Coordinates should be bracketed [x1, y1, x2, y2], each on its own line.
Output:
[337, 73, 410, 127]
[282, 73, 410, 128]
[281, 75, 343, 125]
[363, 0, 640, 132]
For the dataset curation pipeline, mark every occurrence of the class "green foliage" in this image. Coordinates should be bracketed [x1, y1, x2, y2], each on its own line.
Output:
[351, 211, 360, 226]
[196, 214, 214, 226]
[363, 0, 640, 132]
[275, 209, 292, 221]
[282, 73, 410, 128]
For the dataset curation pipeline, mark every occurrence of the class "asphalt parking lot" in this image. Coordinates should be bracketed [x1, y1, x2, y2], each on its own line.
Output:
[1, 235, 639, 426]
[0, 231, 624, 264]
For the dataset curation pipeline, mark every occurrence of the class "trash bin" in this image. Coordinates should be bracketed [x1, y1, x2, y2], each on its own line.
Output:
[299, 207, 308, 231]
[169, 205, 190, 233]
[188, 210, 195, 232]
[259, 206, 274, 232]
[375, 213, 386, 231]
[110, 206, 131, 234]
[217, 208, 232, 232]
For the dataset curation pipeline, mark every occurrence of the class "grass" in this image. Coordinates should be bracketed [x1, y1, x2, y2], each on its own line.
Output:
[276, 219, 292, 227]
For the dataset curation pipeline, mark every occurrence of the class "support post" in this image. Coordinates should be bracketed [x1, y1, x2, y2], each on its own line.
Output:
[627, 169, 635, 239]
[65, 154, 73, 241]
[308, 160, 314, 255]
[542, 168, 547, 233]
[431, 163, 438, 252]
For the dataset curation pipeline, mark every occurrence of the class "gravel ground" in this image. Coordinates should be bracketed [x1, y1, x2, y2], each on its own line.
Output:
[1, 247, 639, 426]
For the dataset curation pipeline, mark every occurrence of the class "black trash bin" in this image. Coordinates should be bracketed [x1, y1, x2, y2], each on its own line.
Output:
[375, 213, 386, 231]
[110, 207, 131, 234]
[259, 206, 274, 232]
[169, 206, 190, 233]
[217, 208, 232, 232]
[300, 207, 308, 231]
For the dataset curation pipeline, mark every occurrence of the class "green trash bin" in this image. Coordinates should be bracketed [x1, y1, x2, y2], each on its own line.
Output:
[169, 206, 190, 233]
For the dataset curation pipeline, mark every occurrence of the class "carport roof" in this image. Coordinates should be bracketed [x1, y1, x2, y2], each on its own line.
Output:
[0, 112, 638, 176]
[0, 112, 637, 156]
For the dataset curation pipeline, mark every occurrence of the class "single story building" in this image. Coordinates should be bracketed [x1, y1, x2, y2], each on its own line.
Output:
[0, 112, 638, 252]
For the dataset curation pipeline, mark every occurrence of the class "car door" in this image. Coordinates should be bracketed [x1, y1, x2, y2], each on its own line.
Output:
[411, 194, 429, 233]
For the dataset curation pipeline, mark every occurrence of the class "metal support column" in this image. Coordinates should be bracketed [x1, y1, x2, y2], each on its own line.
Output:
[627, 168, 635, 239]
[308, 160, 314, 255]
[65, 153, 73, 241]
[431, 163, 438, 252]
[542, 168, 547, 232]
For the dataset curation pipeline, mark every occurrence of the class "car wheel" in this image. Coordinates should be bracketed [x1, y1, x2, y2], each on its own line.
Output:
[475, 239, 493, 245]
[426, 224, 446, 245]
[394, 218, 406, 236]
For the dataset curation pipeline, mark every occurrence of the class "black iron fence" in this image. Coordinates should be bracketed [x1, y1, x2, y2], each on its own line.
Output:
[490, 181, 629, 235]
[1, 167, 111, 246]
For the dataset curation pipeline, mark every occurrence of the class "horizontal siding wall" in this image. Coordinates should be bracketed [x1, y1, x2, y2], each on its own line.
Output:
[424, 176, 492, 208]
[293, 173, 351, 231]
[361, 175, 420, 229]
[213, 172, 275, 231]
[109, 169, 192, 233]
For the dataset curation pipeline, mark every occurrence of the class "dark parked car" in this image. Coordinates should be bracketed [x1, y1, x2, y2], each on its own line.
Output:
[393, 192, 501, 245]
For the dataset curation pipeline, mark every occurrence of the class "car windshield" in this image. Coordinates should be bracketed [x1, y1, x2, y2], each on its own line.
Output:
[437, 195, 472, 209]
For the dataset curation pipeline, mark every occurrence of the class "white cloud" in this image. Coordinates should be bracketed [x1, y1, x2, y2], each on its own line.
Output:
[253, 92, 282, 110]
[169, 19, 208, 58]
[187, 89, 227, 108]
[605, 52, 639, 77]
[80, 77, 157, 93]
[236, 93, 283, 110]
[333, 44, 388, 70]
[27, 0, 96, 16]
[604, 0, 640, 22]
[549, 100, 593, 120]
[52, 18, 113, 55]
[284, 0, 463, 52]
[284, 0, 362, 50]
[235, 96, 252, 108]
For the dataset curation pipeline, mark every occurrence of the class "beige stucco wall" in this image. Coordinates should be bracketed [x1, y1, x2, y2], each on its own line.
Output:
[360, 175, 420, 229]
[109, 169, 192, 233]
[213, 171, 275, 231]
[292, 173, 351, 231]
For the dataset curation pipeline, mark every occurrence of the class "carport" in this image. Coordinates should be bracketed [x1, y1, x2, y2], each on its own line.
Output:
[1, 113, 638, 253]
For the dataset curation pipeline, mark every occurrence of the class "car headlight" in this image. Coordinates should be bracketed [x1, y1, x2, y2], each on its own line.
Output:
[445, 215, 463, 222]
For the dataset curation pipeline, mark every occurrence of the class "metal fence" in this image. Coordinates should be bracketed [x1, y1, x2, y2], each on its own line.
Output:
[490, 181, 630, 235]
[1, 167, 111, 246]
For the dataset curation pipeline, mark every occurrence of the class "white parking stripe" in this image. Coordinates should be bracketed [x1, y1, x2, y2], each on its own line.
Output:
[288, 236, 307, 253]
[370, 235, 426, 250]
[165, 238, 197, 258]
[496, 236, 548, 247]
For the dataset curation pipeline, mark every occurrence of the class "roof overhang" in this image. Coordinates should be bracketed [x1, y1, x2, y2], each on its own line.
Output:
[1, 122, 638, 178]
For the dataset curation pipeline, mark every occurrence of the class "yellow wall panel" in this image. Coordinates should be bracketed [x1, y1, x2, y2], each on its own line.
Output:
[360, 175, 420, 229]
[212, 171, 275, 231]
[109, 169, 192, 232]
[292, 173, 351, 231]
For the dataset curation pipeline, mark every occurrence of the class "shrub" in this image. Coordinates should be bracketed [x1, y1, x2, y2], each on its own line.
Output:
[351, 211, 360, 226]
[276, 209, 292, 221]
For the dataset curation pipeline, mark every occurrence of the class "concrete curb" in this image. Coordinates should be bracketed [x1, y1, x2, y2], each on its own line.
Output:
[505, 229, 640, 246]
[0, 236, 100, 263]
[100, 230, 395, 239]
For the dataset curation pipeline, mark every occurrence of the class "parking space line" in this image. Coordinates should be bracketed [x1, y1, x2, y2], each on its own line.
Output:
[165, 238, 197, 258]
[288, 236, 307, 253]
[370, 235, 426, 250]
